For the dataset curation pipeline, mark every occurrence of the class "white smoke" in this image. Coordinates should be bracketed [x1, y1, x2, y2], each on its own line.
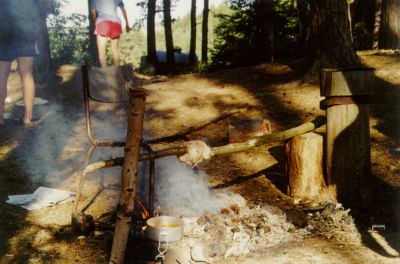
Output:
[23, 102, 126, 187]
[154, 156, 229, 217]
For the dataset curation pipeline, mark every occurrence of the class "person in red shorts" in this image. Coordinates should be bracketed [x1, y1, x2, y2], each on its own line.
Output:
[91, 0, 130, 68]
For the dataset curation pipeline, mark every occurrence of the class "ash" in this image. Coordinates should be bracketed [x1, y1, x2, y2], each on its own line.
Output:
[169, 195, 358, 261]
[180, 199, 300, 260]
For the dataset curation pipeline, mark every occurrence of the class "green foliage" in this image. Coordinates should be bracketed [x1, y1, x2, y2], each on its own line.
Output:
[210, 0, 299, 69]
[46, 1, 228, 72]
[119, 29, 147, 68]
[273, 0, 298, 49]
[210, 0, 263, 68]
[118, 3, 229, 71]
[47, 13, 91, 65]
[155, 4, 228, 63]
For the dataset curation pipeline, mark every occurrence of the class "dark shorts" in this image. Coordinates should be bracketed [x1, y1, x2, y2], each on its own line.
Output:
[0, 36, 38, 61]
[95, 20, 122, 39]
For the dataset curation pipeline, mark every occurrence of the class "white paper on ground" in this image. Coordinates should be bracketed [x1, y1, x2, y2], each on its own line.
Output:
[16, 97, 48, 106]
[3, 113, 12, 119]
[6, 187, 75, 210]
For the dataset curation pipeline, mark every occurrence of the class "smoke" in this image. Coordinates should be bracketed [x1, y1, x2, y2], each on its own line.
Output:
[154, 156, 229, 217]
[21, 103, 84, 186]
[20, 100, 230, 218]
[22, 101, 126, 187]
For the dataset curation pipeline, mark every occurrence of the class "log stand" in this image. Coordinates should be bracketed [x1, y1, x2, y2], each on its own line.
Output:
[320, 67, 375, 206]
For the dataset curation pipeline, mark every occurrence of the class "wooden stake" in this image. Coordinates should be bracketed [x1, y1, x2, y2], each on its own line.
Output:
[110, 88, 146, 264]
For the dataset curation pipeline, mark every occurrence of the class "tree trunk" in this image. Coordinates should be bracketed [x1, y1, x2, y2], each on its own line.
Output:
[255, 0, 274, 62]
[372, 0, 382, 49]
[109, 89, 147, 264]
[378, 0, 400, 49]
[147, 0, 158, 67]
[297, 0, 311, 50]
[310, 1, 374, 207]
[34, 3, 52, 85]
[163, 0, 175, 72]
[201, 0, 209, 63]
[189, 0, 197, 64]
[347, 0, 354, 38]
[87, 0, 98, 64]
[286, 133, 325, 199]
[309, 0, 360, 68]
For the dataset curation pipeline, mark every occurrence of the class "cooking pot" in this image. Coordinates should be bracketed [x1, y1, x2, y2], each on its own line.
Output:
[145, 216, 184, 243]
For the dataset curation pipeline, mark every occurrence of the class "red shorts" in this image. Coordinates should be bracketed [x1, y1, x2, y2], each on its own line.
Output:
[95, 20, 122, 39]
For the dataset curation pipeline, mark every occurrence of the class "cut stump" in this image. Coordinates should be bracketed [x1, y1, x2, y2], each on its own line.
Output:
[286, 132, 325, 199]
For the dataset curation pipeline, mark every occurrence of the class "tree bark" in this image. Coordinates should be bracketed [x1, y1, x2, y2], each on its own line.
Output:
[109, 89, 147, 264]
[189, 0, 197, 64]
[309, 0, 360, 68]
[255, 0, 274, 62]
[372, 0, 382, 49]
[163, 0, 175, 72]
[147, 0, 158, 67]
[297, 0, 311, 50]
[201, 0, 209, 63]
[88, 0, 98, 64]
[34, 1, 52, 84]
[286, 132, 325, 199]
[378, 0, 400, 49]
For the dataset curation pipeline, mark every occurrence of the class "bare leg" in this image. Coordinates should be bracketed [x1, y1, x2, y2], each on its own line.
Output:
[96, 35, 109, 67]
[110, 37, 120, 67]
[17, 57, 35, 124]
[0, 60, 11, 125]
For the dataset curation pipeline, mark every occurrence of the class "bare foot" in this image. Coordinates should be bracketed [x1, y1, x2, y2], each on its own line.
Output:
[22, 117, 31, 125]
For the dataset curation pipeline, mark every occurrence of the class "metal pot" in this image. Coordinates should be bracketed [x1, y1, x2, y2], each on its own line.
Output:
[145, 216, 184, 243]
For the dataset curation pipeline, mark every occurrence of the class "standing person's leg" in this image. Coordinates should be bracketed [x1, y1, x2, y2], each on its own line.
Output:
[17, 56, 35, 124]
[97, 35, 109, 67]
[110, 38, 120, 67]
[0, 61, 12, 125]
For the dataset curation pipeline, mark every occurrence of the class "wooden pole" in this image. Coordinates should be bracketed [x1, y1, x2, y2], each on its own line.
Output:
[212, 116, 326, 156]
[286, 132, 325, 199]
[321, 68, 375, 206]
[82, 116, 326, 175]
[110, 88, 147, 264]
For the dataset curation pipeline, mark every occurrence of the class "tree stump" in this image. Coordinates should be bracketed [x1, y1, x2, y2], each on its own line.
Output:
[286, 132, 325, 199]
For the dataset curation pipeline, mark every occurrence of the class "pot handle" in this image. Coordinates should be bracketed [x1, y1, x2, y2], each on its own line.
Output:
[155, 232, 169, 262]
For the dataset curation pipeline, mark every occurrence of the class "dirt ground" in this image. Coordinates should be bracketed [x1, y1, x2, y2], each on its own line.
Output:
[0, 52, 399, 263]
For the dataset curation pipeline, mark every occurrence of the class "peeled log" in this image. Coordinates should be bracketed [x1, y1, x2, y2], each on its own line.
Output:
[286, 132, 325, 199]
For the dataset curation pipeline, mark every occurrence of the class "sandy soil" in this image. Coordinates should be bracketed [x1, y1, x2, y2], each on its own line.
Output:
[0, 53, 399, 263]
